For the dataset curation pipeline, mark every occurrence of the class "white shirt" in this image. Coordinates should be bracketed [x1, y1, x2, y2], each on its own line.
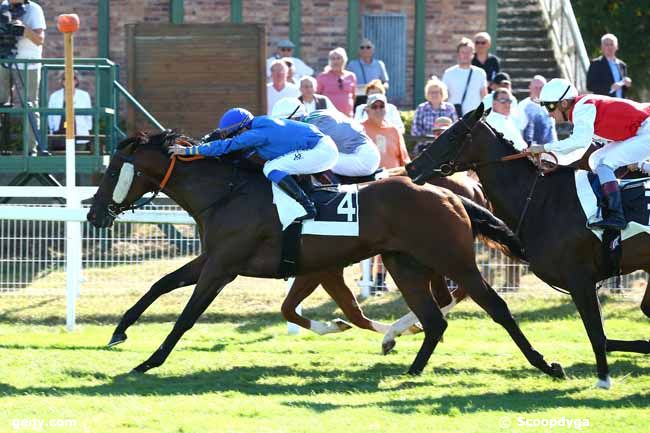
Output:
[266, 82, 300, 115]
[47, 88, 93, 136]
[354, 102, 405, 134]
[486, 111, 528, 151]
[266, 56, 314, 81]
[483, 92, 527, 131]
[302, 95, 334, 114]
[2, 0, 46, 70]
[442, 65, 487, 115]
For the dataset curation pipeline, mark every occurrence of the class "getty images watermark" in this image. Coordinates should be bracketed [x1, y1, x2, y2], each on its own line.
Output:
[11, 418, 77, 431]
[500, 416, 590, 430]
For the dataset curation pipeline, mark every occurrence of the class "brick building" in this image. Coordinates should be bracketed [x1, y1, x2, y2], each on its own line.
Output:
[40, 0, 492, 108]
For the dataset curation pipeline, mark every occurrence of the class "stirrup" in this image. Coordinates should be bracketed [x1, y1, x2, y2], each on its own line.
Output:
[588, 217, 627, 231]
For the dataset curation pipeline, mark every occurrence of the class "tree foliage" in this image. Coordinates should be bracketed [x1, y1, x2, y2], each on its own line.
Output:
[572, 0, 650, 100]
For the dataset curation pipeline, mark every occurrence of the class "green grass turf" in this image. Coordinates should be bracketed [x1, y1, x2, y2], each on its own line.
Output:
[0, 269, 648, 433]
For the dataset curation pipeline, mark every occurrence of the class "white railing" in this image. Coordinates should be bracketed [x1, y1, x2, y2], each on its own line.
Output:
[539, 0, 590, 92]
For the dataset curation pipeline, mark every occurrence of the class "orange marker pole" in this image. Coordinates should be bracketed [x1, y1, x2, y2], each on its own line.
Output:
[57, 13, 80, 331]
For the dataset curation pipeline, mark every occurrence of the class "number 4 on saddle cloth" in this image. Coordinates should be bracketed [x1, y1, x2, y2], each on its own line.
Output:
[273, 175, 362, 278]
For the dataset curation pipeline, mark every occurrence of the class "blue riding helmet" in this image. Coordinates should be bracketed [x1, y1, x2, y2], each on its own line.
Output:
[216, 108, 254, 137]
[202, 108, 254, 142]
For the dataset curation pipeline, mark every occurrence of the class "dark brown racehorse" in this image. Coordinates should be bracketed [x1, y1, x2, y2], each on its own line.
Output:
[88, 130, 565, 380]
[407, 103, 650, 388]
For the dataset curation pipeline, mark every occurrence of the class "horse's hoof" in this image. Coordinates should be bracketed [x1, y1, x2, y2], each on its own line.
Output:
[131, 362, 151, 374]
[550, 362, 566, 379]
[407, 367, 423, 376]
[596, 375, 612, 390]
[382, 339, 396, 355]
[107, 332, 127, 347]
[332, 318, 353, 331]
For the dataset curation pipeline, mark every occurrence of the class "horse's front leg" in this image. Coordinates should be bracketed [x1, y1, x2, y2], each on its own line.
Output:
[569, 278, 613, 388]
[131, 261, 235, 374]
[109, 253, 208, 347]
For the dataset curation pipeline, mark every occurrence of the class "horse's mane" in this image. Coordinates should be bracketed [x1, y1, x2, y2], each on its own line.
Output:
[478, 117, 577, 176]
[116, 130, 263, 174]
[116, 130, 195, 151]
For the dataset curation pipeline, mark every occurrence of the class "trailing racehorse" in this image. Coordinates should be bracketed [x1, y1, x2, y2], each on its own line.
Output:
[280, 173, 483, 345]
[407, 103, 650, 388]
[88, 130, 564, 380]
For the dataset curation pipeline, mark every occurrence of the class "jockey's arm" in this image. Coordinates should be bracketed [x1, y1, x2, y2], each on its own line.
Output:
[543, 102, 596, 155]
[182, 130, 264, 157]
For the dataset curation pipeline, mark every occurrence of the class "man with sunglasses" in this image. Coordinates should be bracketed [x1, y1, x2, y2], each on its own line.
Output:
[486, 88, 527, 152]
[529, 78, 650, 230]
[265, 39, 313, 82]
[471, 32, 500, 84]
[347, 39, 389, 108]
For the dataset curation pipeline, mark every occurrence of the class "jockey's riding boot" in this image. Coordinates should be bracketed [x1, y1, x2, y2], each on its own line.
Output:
[590, 181, 627, 231]
[277, 176, 317, 221]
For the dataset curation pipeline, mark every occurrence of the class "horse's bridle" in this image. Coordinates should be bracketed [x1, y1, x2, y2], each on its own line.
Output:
[436, 117, 558, 177]
[93, 136, 202, 218]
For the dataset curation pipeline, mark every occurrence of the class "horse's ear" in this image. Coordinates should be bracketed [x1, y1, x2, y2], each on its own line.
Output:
[473, 102, 485, 120]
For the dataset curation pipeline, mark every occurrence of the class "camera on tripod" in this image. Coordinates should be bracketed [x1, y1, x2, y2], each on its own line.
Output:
[0, 1, 27, 60]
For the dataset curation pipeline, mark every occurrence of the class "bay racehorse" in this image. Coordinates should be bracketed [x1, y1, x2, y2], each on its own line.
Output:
[406, 103, 650, 388]
[280, 172, 483, 350]
[87, 130, 565, 380]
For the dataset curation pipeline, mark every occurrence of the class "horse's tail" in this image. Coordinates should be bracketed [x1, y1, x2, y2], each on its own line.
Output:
[458, 195, 527, 262]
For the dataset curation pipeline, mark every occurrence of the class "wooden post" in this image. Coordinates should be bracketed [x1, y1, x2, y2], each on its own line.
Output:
[57, 14, 81, 331]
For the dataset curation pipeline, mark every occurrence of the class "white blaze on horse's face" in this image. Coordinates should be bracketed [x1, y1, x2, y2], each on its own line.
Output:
[112, 162, 135, 204]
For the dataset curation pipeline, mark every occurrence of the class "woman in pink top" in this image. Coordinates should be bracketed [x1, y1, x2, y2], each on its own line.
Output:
[316, 47, 357, 117]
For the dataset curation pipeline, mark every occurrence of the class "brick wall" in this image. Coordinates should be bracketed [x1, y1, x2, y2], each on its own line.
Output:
[37, 0, 486, 109]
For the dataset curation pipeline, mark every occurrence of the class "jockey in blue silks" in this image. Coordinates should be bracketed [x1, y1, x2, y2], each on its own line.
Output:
[272, 97, 381, 177]
[168, 108, 339, 220]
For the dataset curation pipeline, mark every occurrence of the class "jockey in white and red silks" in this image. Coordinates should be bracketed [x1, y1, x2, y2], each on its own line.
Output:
[529, 78, 650, 231]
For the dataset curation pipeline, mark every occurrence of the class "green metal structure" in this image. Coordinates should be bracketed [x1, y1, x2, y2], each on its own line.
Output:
[0, 58, 164, 175]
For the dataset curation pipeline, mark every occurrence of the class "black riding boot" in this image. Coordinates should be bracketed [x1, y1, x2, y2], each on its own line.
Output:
[590, 181, 627, 231]
[277, 176, 317, 221]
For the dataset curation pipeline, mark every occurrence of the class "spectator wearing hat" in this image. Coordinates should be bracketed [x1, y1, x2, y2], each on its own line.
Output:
[483, 72, 526, 130]
[353, 79, 404, 134]
[486, 88, 527, 151]
[267, 59, 300, 115]
[298, 76, 334, 114]
[471, 32, 500, 84]
[412, 116, 453, 157]
[362, 93, 409, 169]
[347, 39, 389, 108]
[265, 39, 314, 82]
[362, 92, 410, 293]
[316, 47, 357, 117]
[443, 37, 488, 117]
[518, 75, 557, 145]
[586, 33, 631, 98]
[412, 77, 457, 137]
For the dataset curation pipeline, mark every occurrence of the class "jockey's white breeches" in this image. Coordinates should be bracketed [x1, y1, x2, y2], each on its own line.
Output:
[588, 118, 650, 170]
[331, 141, 381, 177]
[263, 136, 339, 177]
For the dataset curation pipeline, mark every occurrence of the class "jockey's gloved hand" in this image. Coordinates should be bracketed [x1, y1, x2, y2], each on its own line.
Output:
[168, 142, 193, 156]
[528, 144, 546, 155]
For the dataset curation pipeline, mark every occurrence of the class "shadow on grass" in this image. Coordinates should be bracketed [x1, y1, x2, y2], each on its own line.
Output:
[0, 360, 647, 413]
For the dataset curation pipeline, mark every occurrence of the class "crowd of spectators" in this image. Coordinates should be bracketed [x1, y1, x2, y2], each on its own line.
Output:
[263, 29, 638, 293]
